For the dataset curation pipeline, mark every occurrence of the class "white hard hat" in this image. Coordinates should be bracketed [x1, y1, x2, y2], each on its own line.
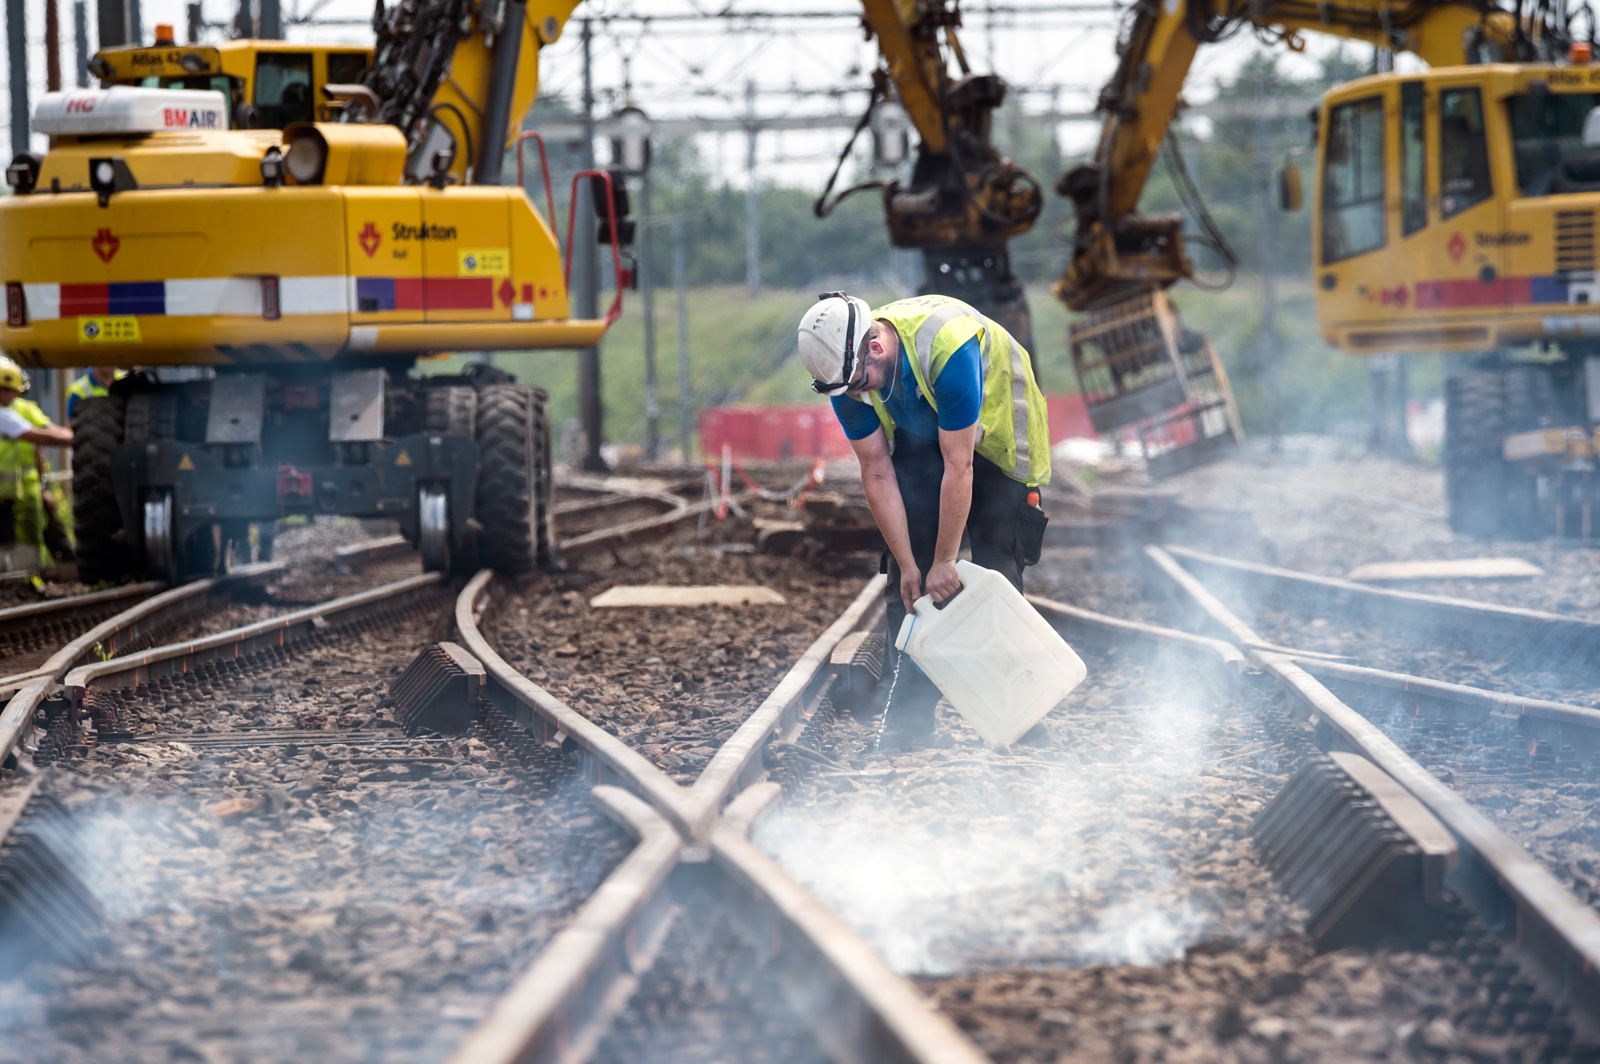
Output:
[798, 292, 872, 396]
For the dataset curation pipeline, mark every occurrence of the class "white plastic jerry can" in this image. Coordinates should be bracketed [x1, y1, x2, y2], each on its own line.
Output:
[894, 559, 1088, 745]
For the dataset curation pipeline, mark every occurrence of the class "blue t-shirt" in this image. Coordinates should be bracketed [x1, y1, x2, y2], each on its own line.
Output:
[831, 335, 983, 443]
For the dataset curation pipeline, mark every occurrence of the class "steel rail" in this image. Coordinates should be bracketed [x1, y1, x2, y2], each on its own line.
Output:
[451, 564, 1278, 1064]
[707, 782, 991, 1064]
[61, 572, 443, 698]
[682, 574, 885, 839]
[454, 569, 887, 839]
[1026, 593, 1246, 676]
[0, 563, 285, 767]
[1137, 550, 1600, 743]
[1162, 544, 1600, 665]
[0, 581, 165, 641]
[1146, 545, 1600, 1036]
[448, 786, 684, 1064]
[453, 570, 1006, 1064]
[454, 569, 701, 837]
[332, 534, 415, 571]
[557, 491, 761, 560]
[1293, 657, 1600, 738]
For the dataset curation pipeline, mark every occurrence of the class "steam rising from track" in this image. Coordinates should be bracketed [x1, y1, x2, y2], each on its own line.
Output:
[756, 649, 1279, 975]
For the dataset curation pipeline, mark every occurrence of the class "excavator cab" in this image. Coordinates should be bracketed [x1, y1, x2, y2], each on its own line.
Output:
[88, 39, 372, 129]
[1308, 64, 1600, 537]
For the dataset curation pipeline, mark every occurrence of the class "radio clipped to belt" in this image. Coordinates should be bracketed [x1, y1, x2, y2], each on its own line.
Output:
[1016, 487, 1048, 568]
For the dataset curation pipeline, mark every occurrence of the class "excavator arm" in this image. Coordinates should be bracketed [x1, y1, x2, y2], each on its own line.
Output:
[357, 0, 581, 186]
[826, 0, 1045, 347]
[349, 0, 1045, 345]
[1056, 0, 1526, 312]
[1049, 0, 1575, 477]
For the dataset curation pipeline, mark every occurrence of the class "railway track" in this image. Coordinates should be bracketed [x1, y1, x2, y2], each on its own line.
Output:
[1145, 546, 1600, 1035]
[0, 563, 632, 1062]
[6, 488, 1600, 1062]
[448, 534, 1600, 1061]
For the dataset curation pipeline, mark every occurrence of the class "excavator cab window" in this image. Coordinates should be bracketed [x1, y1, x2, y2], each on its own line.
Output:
[326, 52, 368, 85]
[1321, 95, 1386, 264]
[1508, 91, 1600, 195]
[254, 53, 314, 129]
[1401, 82, 1427, 236]
[1440, 88, 1493, 218]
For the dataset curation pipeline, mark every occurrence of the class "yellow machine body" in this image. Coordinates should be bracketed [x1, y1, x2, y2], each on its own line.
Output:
[1313, 64, 1600, 356]
[0, 132, 593, 367]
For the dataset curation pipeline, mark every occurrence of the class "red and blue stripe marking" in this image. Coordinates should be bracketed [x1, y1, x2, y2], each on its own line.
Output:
[1414, 274, 1590, 309]
[354, 277, 496, 312]
[53, 278, 500, 318]
[60, 282, 167, 316]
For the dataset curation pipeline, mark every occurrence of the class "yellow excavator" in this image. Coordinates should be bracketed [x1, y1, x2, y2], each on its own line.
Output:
[0, 0, 1044, 581]
[1056, 0, 1600, 535]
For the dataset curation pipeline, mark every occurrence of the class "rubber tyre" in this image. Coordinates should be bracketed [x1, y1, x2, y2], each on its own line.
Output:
[475, 383, 550, 573]
[1444, 367, 1511, 539]
[123, 391, 178, 444]
[424, 385, 477, 439]
[71, 396, 128, 584]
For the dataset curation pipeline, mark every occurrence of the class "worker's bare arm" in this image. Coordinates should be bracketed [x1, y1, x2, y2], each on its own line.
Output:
[21, 425, 72, 447]
[928, 423, 977, 603]
[851, 428, 921, 612]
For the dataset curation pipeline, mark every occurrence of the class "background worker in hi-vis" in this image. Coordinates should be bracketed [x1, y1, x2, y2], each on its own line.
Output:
[0, 357, 75, 572]
[798, 293, 1051, 751]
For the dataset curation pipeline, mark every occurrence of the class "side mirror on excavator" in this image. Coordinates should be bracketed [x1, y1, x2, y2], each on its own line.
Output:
[1278, 163, 1303, 212]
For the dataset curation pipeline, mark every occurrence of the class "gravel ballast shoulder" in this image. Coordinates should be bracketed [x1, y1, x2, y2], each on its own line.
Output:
[481, 541, 872, 783]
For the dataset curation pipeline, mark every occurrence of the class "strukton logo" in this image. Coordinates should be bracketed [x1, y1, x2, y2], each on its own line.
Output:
[92, 228, 120, 264]
[358, 222, 382, 258]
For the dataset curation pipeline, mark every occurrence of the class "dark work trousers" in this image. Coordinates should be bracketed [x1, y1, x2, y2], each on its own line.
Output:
[880, 431, 1031, 726]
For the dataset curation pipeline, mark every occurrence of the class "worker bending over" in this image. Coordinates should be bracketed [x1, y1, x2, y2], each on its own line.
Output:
[0, 358, 74, 571]
[799, 292, 1050, 749]
[66, 366, 124, 421]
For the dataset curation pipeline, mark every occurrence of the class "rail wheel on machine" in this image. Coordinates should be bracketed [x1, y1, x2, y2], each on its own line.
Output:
[123, 391, 219, 577]
[417, 485, 452, 573]
[1444, 365, 1510, 539]
[474, 383, 551, 573]
[71, 396, 128, 585]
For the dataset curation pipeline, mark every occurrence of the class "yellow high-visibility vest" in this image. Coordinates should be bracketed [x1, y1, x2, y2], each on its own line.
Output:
[847, 294, 1052, 485]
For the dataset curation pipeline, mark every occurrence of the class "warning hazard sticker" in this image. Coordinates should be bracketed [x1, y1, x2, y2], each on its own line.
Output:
[78, 316, 141, 343]
[458, 248, 510, 277]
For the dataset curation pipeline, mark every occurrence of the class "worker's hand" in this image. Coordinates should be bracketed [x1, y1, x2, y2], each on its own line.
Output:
[898, 563, 923, 614]
[926, 559, 962, 604]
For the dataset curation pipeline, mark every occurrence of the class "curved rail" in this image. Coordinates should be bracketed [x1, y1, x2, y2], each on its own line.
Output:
[0, 563, 284, 767]
[1146, 547, 1600, 747]
[552, 474, 759, 561]
[1146, 545, 1600, 1037]
[0, 581, 165, 641]
[451, 562, 1290, 1064]
[63, 572, 443, 698]
[1162, 543, 1600, 667]
[332, 534, 416, 572]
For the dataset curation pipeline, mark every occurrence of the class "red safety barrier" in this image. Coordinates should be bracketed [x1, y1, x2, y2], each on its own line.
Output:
[1045, 394, 1096, 443]
[699, 395, 1097, 462]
